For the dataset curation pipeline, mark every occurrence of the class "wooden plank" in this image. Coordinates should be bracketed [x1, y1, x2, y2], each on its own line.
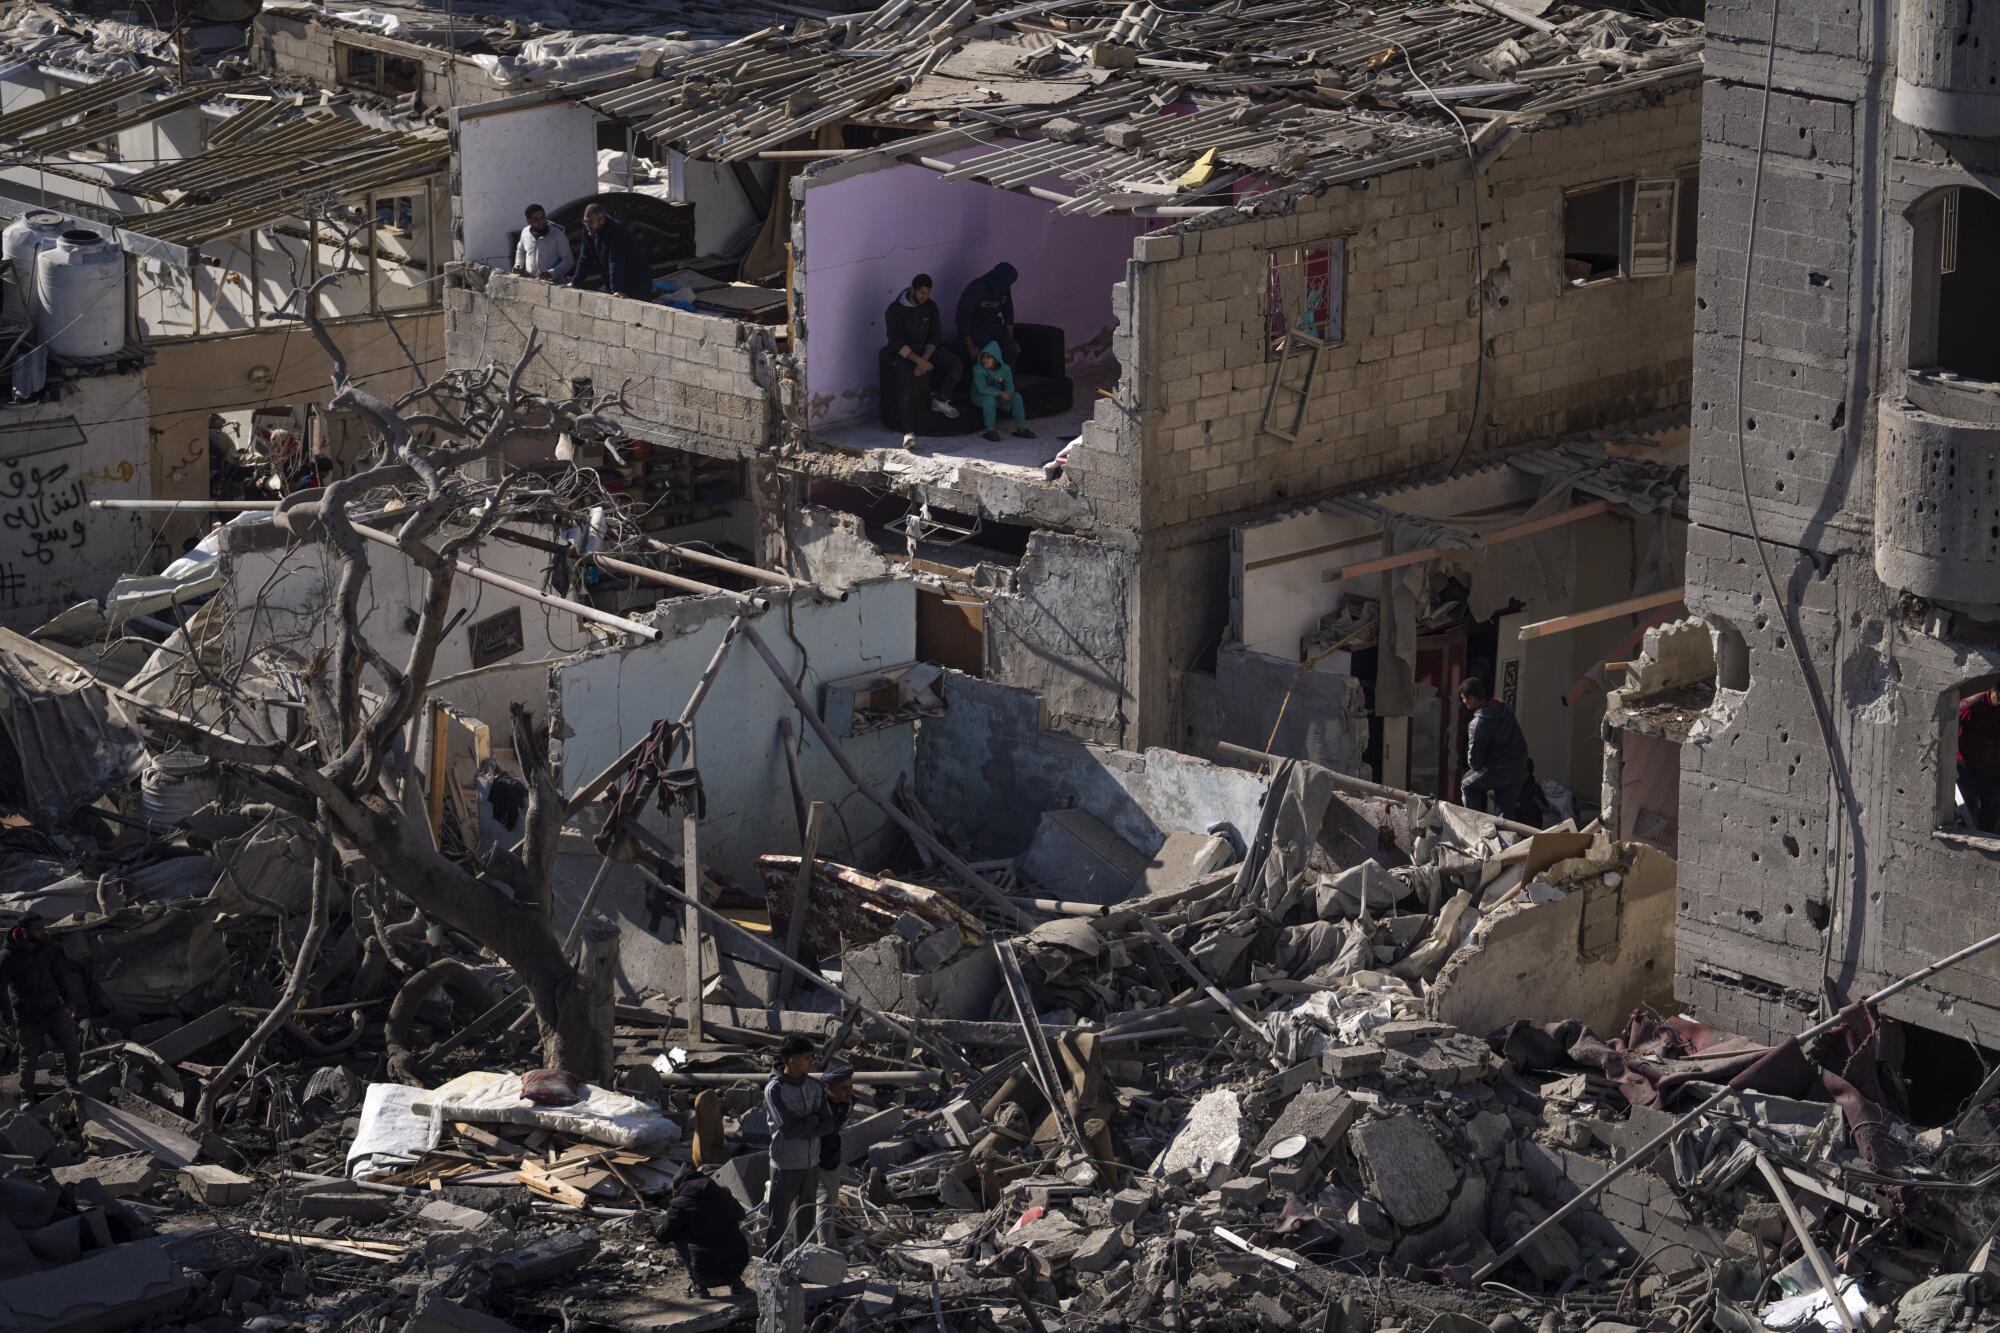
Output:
[1514, 587, 1686, 642]
[1321, 499, 1618, 583]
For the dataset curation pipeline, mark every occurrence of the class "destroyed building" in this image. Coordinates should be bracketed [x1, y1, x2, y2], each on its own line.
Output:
[445, 0, 1705, 754]
[0, 0, 1998, 1332]
[1673, 0, 2000, 1053]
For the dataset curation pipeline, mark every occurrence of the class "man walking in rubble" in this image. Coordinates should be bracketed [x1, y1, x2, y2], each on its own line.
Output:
[1456, 677, 1533, 822]
[763, 1035, 837, 1256]
[0, 914, 83, 1099]
[814, 1062, 854, 1244]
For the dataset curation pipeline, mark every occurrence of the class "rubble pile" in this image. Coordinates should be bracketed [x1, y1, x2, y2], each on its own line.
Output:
[0, 683, 1996, 1333]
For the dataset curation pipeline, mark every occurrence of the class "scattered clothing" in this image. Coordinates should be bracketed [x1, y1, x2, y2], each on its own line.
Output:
[956, 263, 1019, 364]
[514, 223, 574, 280]
[571, 216, 654, 300]
[1461, 696, 1530, 817]
[1958, 691, 2000, 832]
[655, 1170, 750, 1292]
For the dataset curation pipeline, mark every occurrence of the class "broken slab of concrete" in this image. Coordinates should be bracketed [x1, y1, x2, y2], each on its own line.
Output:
[1348, 1116, 1456, 1229]
[1020, 808, 1150, 904]
[407, 1297, 527, 1333]
[1253, 1088, 1356, 1158]
[75, 1097, 199, 1169]
[1152, 1089, 1247, 1183]
[843, 933, 999, 1021]
[0, 1235, 191, 1329]
[50, 1153, 156, 1200]
[178, 1164, 253, 1207]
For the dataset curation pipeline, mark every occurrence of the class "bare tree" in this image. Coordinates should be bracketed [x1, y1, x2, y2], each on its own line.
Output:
[153, 276, 629, 1120]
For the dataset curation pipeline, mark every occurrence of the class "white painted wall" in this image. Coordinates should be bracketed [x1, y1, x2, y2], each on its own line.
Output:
[0, 370, 153, 631]
[456, 100, 600, 269]
[667, 152, 770, 258]
[218, 521, 590, 725]
[1235, 467, 1543, 657]
[554, 579, 918, 893]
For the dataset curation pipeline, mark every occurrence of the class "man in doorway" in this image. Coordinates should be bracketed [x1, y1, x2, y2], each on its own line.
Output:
[1958, 684, 2000, 832]
[762, 1035, 836, 1256]
[1457, 677, 1532, 821]
[513, 204, 573, 281]
[955, 262, 1020, 367]
[884, 273, 963, 450]
[571, 204, 654, 300]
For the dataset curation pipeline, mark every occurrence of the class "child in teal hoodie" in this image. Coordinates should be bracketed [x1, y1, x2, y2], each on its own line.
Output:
[971, 341, 1036, 443]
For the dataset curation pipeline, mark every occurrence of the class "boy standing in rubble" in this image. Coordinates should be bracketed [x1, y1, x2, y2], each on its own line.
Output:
[1, 914, 83, 1098]
[763, 1035, 837, 1255]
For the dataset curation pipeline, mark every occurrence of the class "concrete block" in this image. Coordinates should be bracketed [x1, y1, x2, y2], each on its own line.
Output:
[1218, 1175, 1269, 1208]
[1255, 1088, 1357, 1158]
[1320, 1046, 1386, 1079]
[179, 1163, 254, 1207]
[51, 1153, 156, 1199]
[1348, 1116, 1455, 1229]
[1152, 1090, 1248, 1180]
[1109, 1188, 1153, 1223]
[1070, 1227, 1126, 1273]
[297, 1188, 395, 1222]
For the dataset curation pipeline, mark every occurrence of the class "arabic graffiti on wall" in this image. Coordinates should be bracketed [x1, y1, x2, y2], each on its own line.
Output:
[0, 453, 91, 607]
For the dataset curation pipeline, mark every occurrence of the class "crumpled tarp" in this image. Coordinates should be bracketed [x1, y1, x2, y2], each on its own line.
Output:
[0, 636, 145, 821]
[347, 1083, 436, 1179]
[414, 1070, 682, 1150]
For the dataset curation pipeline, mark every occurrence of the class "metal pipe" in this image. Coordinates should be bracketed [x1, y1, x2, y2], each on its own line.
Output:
[653, 1070, 938, 1086]
[349, 521, 662, 642]
[1472, 923, 2000, 1283]
[640, 537, 825, 594]
[589, 552, 769, 609]
[91, 498, 281, 510]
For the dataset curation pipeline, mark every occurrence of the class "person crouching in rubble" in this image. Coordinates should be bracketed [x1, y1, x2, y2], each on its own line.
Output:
[1, 914, 84, 1098]
[763, 1035, 838, 1256]
[1457, 677, 1533, 822]
[815, 1062, 854, 1244]
[655, 1164, 750, 1299]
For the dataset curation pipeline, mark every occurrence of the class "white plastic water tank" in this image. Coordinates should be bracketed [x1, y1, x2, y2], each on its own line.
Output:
[2, 211, 64, 322]
[35, 228, 125, 358]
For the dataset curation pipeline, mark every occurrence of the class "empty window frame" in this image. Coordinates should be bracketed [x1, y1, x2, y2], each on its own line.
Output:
[1266, 239, 1345, 357]
[1910, 186, 2000, 381]
[336, 42, 422, 96]
[1563, 174, 1697, 287]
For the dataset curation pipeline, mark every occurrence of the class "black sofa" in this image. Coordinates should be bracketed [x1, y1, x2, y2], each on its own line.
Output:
[877, 322, 1075, 436]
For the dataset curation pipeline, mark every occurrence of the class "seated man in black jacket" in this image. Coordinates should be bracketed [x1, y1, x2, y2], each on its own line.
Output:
[0, 914, 83, 1097]
[883, 273, 963, 450]
[571, 204, 655, 301]
[655, 1164, 751, 1298]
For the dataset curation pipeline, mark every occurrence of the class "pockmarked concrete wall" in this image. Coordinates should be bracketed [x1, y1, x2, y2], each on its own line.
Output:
[1677, 0, 2000, 1042]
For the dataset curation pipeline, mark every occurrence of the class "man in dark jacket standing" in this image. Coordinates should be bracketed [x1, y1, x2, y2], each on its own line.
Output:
[655, 1164, 750, 1298]
[813, 1062, 853, 1244]
[955, 262, 1020, 366]
[1456, 677, 1532, 821]
[571, 205, 654, 301]
[0, 914, 82, 1097]
[884, 274, 963, 449]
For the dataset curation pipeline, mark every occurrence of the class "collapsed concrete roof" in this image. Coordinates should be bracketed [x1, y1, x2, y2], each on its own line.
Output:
[578, 0, 1703, 211]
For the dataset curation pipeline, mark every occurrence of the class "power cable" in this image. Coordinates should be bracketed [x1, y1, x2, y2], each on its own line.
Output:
[1727, 0, 1860, 1016]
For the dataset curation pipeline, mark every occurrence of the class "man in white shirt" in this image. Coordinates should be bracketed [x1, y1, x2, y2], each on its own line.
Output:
[513, 204, 573, 281]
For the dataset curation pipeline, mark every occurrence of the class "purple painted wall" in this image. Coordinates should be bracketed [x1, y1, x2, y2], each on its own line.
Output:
[800, 162, 1146, 425]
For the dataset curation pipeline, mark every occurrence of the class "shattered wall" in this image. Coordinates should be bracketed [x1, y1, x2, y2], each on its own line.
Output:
[254, 11, 515, 111]
[552, 578, 918, 893]
[443, 272, 777, 458]
[984, 532, 1137, 747]
[0, 368, 153, 632]
[914, 669, 1269, 862]
[214, 519, 581, 725]
[1678, 1, 2000, 1042]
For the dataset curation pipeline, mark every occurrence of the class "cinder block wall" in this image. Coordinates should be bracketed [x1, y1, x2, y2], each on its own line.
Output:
[443, 272, 777, 455]
[1100, 84, 1702, 749]
[1679, 0, 2000, 1043]
[1129, 84, 1702, 540]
